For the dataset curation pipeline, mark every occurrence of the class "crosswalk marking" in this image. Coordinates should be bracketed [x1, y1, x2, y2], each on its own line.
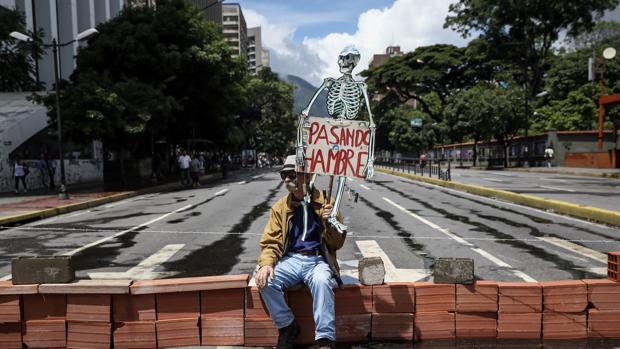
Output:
[360, 184, 371, 190]
[88, 244, 184, 280]
[355, 240, 430, 282]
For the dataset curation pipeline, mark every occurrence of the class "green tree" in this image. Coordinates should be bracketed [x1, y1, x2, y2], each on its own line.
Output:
[0, 6, 43, 91]
[532, 85, 599, 132]
[445, 83, 506, 166]
[241, 68, 296, 158]
[445, 0, 618, 104]
[39, 0, 246, 179]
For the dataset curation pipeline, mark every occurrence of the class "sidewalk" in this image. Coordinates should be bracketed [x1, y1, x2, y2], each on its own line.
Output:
[507, 166, 620, 178]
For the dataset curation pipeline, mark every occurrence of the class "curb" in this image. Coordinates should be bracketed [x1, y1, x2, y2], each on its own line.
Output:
[0, 172, 223, 227]
[508, 167, 620, 179]
[378, 168, 620, 227]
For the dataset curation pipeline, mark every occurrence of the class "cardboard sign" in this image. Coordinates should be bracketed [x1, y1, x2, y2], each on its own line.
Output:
[303, 117, 371, 178]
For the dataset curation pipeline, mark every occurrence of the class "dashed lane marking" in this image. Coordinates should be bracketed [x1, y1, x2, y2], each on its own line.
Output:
[537, 185, 576, 193]
[537, 236, 608, 264]
[483, 178, 504, 183]
[360, 184, 371, 190]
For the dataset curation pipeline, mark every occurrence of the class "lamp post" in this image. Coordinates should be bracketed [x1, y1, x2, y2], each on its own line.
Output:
[10, 28, 98, 199]
[597, 47, 616, 150]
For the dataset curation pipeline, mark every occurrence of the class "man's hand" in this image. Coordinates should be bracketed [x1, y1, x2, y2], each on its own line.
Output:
[255, 265, 274, 289]
[322, 204, 333, 220]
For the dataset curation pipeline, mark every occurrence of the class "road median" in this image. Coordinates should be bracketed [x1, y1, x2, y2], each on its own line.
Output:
[378, 167, 620, 227]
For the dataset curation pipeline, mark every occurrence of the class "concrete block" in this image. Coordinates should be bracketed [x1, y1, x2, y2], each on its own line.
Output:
[358, 257, 385, 285]
[434, 258, 474, 284]
[11, 256, 74, 285]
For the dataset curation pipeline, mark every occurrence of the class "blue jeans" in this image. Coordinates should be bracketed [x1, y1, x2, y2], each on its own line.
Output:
[259, 253, 336, 341]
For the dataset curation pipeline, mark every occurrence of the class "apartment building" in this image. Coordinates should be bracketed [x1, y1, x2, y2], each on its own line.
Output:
[247, 26, 270, 73]
[221, 3, 247, 58]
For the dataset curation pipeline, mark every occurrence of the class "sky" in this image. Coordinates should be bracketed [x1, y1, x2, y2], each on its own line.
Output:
[235, 0, 469, 86]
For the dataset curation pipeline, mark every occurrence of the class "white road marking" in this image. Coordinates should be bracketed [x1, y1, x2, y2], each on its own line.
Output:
[88, 244, 183, 280]
[492, 173, 515, 177]
[383, 196, 535, 282]
[214, 189, 229, 197]
[471, 248, 537, 282]
[360, 184, 371, 190]
[62, 204, 193, 256]
[67, 210, 91, 218]
[0, 274, 11, 281]
[252, 175, 263, 180]
[538, 185, 575, 193]
[483, 178, 504, 183]
[542, 178, 569, 183]
[238, 180, 247, 184]
[389, 173, 611, 229]
[355, 240, 430, 282]
[383, 197, 472, 246]
[583, 267, 608, 275]
[537, 237, 607, 264]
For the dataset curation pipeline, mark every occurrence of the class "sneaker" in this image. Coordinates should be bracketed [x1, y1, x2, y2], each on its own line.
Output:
[276, 320, 299, 349]
[316, 338, 335, 349]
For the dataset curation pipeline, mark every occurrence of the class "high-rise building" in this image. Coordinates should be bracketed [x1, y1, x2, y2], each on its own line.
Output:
[369, 45, 403, 69]
[248, 26, 269, 73]
[221, 3, 247, 58]
[1, 0, 126, 89]
[184, 0, 221, 23]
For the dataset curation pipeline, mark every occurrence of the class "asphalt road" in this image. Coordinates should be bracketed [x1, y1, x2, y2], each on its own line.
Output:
[448, 168, 620, 211]
[0, 169, 618, 283]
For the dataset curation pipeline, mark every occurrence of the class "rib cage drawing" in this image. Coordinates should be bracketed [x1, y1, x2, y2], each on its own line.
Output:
[295, 45, 376, 237]
[326, 75, 362, 119]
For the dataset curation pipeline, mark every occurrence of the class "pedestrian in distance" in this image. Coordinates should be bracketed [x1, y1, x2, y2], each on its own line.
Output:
[190, 154, 202, 188]
[13, 159, 28, 194]
[544, 145, 555, 168]
[255, 155, 346, 349]
[177, 150, 191, 187]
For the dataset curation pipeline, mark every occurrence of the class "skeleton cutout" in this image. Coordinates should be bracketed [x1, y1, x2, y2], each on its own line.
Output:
[296, 45, 376, 236]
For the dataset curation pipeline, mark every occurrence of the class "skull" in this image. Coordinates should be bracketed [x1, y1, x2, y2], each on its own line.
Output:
[338, 45, 360, 74]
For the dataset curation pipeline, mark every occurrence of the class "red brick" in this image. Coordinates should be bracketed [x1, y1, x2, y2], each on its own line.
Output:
[498, 282, 542, 313]
[335, 284, 373, 315]
[455, 312, 497, 339]
[112, 294, 155, 322]
[0, 295, 20, 323]
[610, 270, 619, 281]
[294, 316, 316, 345]
[22, 319, 66, 348]
[373, 283, 415, 313]
[0, 323, 21, 349]
[583, 279, 620, 310]
[156, 291, 199, 320]
[244, 316, 278, 347]
[415, 311, 455, 340]
[288, 286, 314, 317]
[609, 252, 620, 264]
[113, 321, 156, 349]
[541, 280, 587, 313]
[497, 312, 541, 339]
[156, 317, 200, 348]
[201, 317, 244, 346]
[0, 281, 37, 295]
[67, 294, 111, 322]
[542, 311, 586, 340]
[587, 309, 620, 339]
[336, 313, 371, 342]
[129, 274, 249, 294]
[23, 294, 66, 320]
[609, 262, 618, 272]
[67, 321, 111, 349]
[200, 288, 244, 317]
[246, 286, 275, 318]
[456, 281, 498, 313]
[371, 313, 414, 341]
[415, 283, 455, 313]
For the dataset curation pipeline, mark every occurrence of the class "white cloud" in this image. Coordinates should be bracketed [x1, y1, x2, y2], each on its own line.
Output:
[245, 0, 467, 86]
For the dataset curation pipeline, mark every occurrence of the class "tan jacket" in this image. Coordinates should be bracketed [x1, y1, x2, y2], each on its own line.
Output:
[258, 187, 346, 285]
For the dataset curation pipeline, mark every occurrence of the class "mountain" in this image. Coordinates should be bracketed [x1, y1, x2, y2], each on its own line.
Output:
[284, 75, 329, 117]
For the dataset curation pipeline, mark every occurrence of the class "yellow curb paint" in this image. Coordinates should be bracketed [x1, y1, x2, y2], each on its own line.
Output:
[378, 167, 620, 227]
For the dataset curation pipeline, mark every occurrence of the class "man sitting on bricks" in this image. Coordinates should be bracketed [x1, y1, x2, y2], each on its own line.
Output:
[255, 155, 346, 349]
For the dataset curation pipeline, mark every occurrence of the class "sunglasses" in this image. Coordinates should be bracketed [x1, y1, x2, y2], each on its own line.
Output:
[280, 171, 297, 180]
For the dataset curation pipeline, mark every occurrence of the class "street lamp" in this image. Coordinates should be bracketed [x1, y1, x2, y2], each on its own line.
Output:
[596, 47, 616, 150]
[10, 28, 98, 199]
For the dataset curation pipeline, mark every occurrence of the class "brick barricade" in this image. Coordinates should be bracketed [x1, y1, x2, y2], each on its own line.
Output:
[1, 252, 620, 347]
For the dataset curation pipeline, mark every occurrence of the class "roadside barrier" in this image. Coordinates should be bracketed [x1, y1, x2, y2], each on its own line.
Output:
[1, 252, 619, 348]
